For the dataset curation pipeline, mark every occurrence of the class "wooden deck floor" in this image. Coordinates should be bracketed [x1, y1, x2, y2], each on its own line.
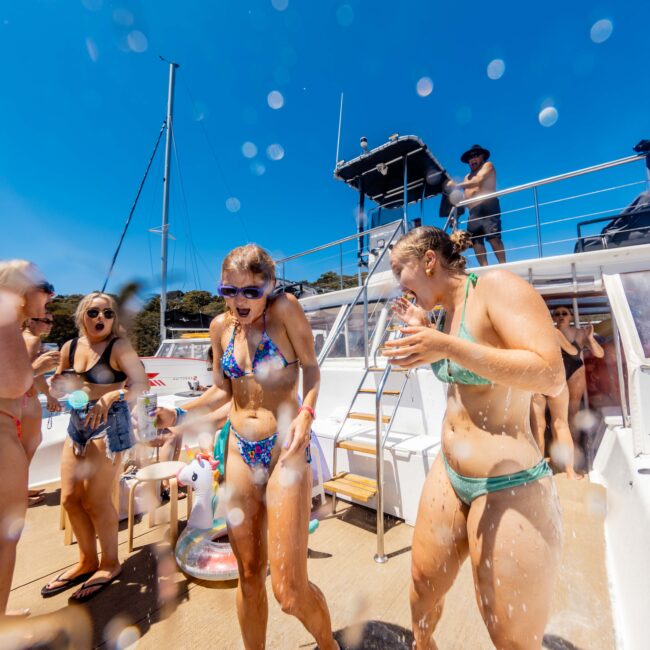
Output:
[3, 475, 614, 649]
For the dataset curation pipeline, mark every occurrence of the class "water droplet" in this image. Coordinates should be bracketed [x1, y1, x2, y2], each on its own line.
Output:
[225, 197, 241, 213]
[538, 106, 558, 127]
[112, 8, 133, 26]
[416, 76, 434, 97]
[250, 161, 266, 176]
[266, 143, 285, 161]
[85, 37, 99, 62]
[127, 30, 148, 54]
[487, 59, 505, 80]
[228, 507, 245, 526]
[242, 141, 258, 158]
[590, 19, 613, 44]
[82, 0, 102, 10]
[336, 4, 354, 27]
[271, 0, 289, 11]
[68, 390, 89, 410]
[267, 90, 284, 110]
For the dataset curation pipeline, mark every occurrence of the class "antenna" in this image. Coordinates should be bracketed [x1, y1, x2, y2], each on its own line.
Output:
[334, 92, 344, 168]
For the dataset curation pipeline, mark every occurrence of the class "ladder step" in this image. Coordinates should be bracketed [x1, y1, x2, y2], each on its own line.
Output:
[336, 439, 377, 454]
[348, 412, 391, 424]
[358, 388, 400, 395]
[323, 473, 377, 502]
[368, 366, 408, 373]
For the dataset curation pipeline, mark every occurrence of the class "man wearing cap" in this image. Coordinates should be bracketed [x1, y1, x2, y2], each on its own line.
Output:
[448, 144, 506, 265]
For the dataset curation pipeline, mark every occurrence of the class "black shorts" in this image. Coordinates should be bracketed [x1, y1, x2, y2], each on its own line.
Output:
[467, 198, 502, 246]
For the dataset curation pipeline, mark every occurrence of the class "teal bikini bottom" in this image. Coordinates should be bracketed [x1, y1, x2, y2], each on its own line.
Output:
[442, 451, 552, 506]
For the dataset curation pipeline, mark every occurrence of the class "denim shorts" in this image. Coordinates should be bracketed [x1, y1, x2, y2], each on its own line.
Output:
[67, 399, 134, 458]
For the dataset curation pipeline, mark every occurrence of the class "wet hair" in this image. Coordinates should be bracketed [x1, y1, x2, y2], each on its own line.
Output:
[74, 292, 121, 338]
[0, 260, 43, 296]
[392, 227, 472, 272]
[221, 244, 276, 285]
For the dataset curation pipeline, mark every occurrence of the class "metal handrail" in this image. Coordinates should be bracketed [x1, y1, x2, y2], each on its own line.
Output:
[317, 220, 405, 366]
[275, 219, 403, 265]
[456, 153, 646, 208]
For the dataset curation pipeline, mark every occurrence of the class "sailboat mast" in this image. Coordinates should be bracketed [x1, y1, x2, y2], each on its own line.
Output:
[160, 60, 179, 342]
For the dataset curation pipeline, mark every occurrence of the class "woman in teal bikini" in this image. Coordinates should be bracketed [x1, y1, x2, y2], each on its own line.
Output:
[201, 244, 337, 650]
[384, 228, 564, 650]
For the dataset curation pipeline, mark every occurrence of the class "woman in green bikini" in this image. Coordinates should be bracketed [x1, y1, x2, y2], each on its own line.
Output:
[384, 227, 564, 650]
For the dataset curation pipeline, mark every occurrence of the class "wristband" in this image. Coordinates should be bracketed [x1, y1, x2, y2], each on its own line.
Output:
[175, 407, 188, 425]
[299, 405, 316, 419]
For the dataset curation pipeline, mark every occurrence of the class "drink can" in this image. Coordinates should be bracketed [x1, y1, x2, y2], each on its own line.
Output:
[137, 392, 158, 441]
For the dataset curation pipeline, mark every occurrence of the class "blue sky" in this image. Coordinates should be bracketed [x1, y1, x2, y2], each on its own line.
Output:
[1, 0, 648, 295]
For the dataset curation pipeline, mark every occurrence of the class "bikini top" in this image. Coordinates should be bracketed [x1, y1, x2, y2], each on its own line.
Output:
[430, 273, 492, 386]
[68, 337, 127, 385]
[222, 313, 298, 380]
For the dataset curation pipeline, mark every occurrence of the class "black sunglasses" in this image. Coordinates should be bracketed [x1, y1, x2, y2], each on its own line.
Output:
[86, 308, 115, 319]
[37, 281, 55, 295]
[553, 311, 570, 317]
[32, 318, 54, 325]
[218, 284, 266, 300]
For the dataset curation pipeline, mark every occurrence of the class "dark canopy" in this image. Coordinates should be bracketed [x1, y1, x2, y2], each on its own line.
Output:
[334, 136, 450, 208]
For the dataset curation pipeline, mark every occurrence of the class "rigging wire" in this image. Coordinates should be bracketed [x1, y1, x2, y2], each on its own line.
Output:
[179, 70, 251, 241]
[101, 121, 167, 293]
[146, 146, 166, 283]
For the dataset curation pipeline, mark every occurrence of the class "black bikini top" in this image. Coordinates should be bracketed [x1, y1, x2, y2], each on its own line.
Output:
[68, 337, 127, 385]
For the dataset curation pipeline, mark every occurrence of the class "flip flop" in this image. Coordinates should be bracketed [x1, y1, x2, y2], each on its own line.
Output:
[69, 572, 122, 604]
[28, 494, 45, 507]
[41, 571, 96, 598]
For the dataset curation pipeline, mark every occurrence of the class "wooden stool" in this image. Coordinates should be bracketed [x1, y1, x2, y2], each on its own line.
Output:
[126, 460, 187, 552]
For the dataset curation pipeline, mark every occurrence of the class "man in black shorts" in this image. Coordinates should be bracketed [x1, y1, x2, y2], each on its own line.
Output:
[448, 144, 506, 265]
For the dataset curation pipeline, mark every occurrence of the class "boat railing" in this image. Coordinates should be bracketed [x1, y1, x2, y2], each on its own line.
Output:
[446, 152, 649, 262]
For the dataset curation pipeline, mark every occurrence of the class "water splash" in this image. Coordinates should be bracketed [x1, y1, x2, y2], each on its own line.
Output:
[416, 77, 434, 97]
[266, 144, 285, 161]
[225, 197, 241, 213]
[538, 106, 559, 127]
[590, 19, 613, 44]
[267, 90, 284, 110]
[487, 59, 505, 80]
[242, 141, 257, 158]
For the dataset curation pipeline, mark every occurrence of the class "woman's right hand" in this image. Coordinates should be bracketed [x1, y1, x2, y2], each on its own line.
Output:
[390, 296, 429, 327]
[154, 407, 177, 429]
[33, 351, 60, 375]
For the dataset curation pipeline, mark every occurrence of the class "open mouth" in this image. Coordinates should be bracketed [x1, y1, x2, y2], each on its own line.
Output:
[236, 308, 251, 318]
[95, 323, 105, 332]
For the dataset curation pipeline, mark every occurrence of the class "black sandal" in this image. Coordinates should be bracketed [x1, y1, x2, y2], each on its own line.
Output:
[41, 571, 95, 598]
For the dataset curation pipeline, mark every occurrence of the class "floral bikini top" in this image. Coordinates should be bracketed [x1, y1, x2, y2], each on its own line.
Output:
[222, 313, 298, 379]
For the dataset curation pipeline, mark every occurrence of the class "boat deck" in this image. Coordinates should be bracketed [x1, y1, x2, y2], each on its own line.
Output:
[4, 475, 614, 649]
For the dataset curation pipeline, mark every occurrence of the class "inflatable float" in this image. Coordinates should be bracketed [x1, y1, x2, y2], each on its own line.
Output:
[175, 453, 239, 581]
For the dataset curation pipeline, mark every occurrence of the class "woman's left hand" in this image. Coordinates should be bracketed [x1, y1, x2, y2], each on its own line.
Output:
[46, 395, 62, 412]
[84, 392, 117, 429]
[382, 326, 450, 369]
[283, 410, 312, 464]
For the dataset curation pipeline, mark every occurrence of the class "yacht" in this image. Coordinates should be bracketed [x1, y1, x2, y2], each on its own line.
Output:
[18, 134, 650, 649]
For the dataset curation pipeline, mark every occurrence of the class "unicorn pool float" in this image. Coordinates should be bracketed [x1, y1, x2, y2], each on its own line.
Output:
[175, 444, 321, 581]
[175, 451, 239, 581]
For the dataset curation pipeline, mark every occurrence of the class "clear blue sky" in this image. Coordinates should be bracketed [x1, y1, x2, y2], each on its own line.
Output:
[1, 0, 648, 295]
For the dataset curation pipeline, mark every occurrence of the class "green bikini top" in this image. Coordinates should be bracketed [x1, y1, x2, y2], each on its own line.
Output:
[430, 273, 492, 385]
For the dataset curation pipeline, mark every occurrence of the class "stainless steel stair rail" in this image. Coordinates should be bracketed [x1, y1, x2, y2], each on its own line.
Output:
[317, 219, 406, 366]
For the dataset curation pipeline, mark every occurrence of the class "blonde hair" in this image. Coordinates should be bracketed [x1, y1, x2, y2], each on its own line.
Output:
[0, 260, 42, 295]
[74, 292, 121, 338]
[221, 244, 276, 285]
[392, 227, 471, 272]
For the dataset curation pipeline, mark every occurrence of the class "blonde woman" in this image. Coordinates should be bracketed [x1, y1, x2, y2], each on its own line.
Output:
[201, 244, 336, 649]
[0, 260, 55, 616]
[42, 292, 148, 602]
[384, 227, 564, 649]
